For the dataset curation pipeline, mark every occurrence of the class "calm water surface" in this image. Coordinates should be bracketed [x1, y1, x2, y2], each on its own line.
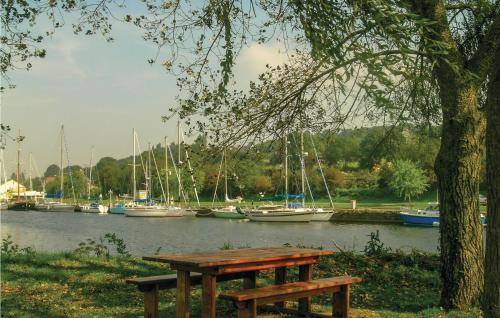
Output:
[0, 210, 439, 255]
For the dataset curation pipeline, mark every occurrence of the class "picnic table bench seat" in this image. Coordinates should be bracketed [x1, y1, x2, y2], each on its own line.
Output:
[219, 276, 362, 318]
[126, 272, 249, 318]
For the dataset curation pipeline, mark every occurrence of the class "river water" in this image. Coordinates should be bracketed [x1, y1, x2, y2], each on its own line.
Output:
[0, 210, 439, 255]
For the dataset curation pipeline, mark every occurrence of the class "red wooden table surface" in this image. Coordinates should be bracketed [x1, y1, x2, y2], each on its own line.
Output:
[144, 247, 334, 318]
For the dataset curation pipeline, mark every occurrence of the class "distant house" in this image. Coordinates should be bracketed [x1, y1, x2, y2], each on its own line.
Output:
[0, 180, 26, 200]
[0, 180, 44, 201]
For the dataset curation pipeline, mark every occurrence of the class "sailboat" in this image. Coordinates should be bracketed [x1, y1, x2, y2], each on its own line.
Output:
[124, 130, 182, 217]
[75, 147, 109, 214]
[245, 134, 314, 222]
[7, 129, 37, 211]
[36, 125, 75, 212]
[212, 149, 245, 219]
[304, 132, 335, 221]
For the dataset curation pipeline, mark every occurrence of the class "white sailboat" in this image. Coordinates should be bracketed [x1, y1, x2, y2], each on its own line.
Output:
[124, 130, 182, 217]
[212, 149, 245, 219]
[75, 147, 108, 214]
[245, 134, 314, 222]
[305, 132, 335, 221]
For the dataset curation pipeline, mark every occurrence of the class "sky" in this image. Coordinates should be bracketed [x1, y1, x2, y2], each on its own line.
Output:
[1, 14, 288, 177]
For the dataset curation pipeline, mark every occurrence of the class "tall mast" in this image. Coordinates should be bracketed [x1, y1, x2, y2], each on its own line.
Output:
[300, 131, 305, 208]
[284, 134, 288, 208]
[133, 128, 137, 202]
[224, 148, 228, 201]
[29, 152, 33, 192]
[60, 125, 64, 202]
[177, 121, 181, 200]
[16, 129, 21, 203]
[88, 147, 93, 198]
[165, 137, 170, 205]
[148, 142, 151, 202]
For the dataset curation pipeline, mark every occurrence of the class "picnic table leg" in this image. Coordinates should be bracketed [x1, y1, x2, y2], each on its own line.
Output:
[177, 270, 190, 318]
[202, 274, 217, 318]
[332, 284, 350, 318]
[298, 264, 312, 313]
[243, 271, 257, 289]
[144, 285, 159, 318]
[236, 299, 257, 318]
[274, 267, 287, 309]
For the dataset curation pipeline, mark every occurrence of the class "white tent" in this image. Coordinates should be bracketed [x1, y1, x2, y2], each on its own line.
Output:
[0, 180, 26, 200]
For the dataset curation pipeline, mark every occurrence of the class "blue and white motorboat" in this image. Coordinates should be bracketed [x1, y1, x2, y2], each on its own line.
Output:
[400, 203, 440, 226]
[400, 203, 486, 226]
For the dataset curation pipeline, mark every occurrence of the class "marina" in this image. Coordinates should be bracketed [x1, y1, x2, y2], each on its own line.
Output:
[1, 209, 441, 255]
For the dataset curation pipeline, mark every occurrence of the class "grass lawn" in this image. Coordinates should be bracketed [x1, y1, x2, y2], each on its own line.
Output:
[1, 240, 482, 318]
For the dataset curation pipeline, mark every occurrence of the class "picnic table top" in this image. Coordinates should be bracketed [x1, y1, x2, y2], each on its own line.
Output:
[143, 246, 333, 268]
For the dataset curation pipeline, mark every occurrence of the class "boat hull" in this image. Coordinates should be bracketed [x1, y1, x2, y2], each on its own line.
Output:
[195, 209, 214, 217]
[246, 210, 313, 222]
[124, 207, 184, 217]
[400, 212, 439, 226]
[213, 210, 246, 219]
[37, 203, 75, 212]
[311, 211, 334, 221]
[7, 202, 37, 211]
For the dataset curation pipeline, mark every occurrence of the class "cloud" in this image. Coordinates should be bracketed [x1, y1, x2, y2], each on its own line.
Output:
[233, 43, 289, 86]
[30, 34, 87, 80]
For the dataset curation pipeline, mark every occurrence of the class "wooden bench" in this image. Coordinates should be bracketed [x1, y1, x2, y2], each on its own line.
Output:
[219, 276, 362, 318]
[126, 272, 250, 318]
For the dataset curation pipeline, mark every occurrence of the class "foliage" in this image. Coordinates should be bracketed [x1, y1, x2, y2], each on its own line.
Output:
[254, 175, 273, 194]
[363, 230, 391, 257]
[1, 235, 34, 256]
[389, 160, 429, 202]
[74, 233, 131, 258]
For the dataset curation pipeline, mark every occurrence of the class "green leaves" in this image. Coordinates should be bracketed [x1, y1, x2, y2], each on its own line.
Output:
[388, 159, 429, 202]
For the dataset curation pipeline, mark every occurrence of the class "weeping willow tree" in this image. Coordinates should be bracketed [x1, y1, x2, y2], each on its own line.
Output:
[2, 0, 499, 313]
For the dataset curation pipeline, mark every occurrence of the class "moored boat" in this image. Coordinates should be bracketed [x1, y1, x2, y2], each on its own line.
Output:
[311, 208, 335, 221]
[8, 201, 37, 211]
[37, 202, 75, 212]
[75, 203, 109, 214]
[110, 203, 126, 214]
[213, 206, 246, 219]
[400, 203, 486, 226]
[245, 207, 314, 222]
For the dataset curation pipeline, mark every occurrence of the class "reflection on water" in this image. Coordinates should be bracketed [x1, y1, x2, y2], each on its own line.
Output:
[0, 210, 439, 255]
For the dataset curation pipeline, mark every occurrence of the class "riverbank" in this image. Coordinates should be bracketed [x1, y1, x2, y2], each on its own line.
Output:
[1, 238, 479, 317]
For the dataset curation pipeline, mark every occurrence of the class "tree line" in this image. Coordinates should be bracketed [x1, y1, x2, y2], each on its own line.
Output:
[25, 125, 453, 203]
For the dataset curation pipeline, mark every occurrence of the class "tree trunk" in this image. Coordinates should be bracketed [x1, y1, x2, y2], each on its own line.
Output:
[483, 56, 500, 318]
[410, 0, 486, 309]
[434, 77, 485, 309]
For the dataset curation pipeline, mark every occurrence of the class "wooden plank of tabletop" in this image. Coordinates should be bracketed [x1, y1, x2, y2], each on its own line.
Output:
[143, 247, 333, 267]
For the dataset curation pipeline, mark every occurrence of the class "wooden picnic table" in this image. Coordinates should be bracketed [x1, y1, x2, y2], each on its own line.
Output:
[144, 246, 334, 318]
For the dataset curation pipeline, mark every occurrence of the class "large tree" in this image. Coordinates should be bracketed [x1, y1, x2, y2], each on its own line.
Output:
[484, 42, 500, 318]
[2, 0, 499, 313]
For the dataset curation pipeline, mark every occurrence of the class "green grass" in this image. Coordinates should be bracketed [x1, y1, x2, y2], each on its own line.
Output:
[1, 246, 481, 317]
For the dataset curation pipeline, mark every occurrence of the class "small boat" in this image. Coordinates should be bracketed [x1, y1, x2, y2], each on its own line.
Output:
[245, 207, 314, 222]
[399, 203, 440, 226]
[195, 209, 214, 217]
[7, 201, 37, 211]
[75, 203, 109, 214]
[124, 204, 184, 217]
[400, 203, 486, 226]
[109, 203, 126, 214]
[213, 206, 246, 219]
[36, 202, 75, 212]
[311, 208, 335, 221]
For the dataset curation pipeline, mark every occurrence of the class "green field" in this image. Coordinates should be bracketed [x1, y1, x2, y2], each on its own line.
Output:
[1, 237, 481, 317]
